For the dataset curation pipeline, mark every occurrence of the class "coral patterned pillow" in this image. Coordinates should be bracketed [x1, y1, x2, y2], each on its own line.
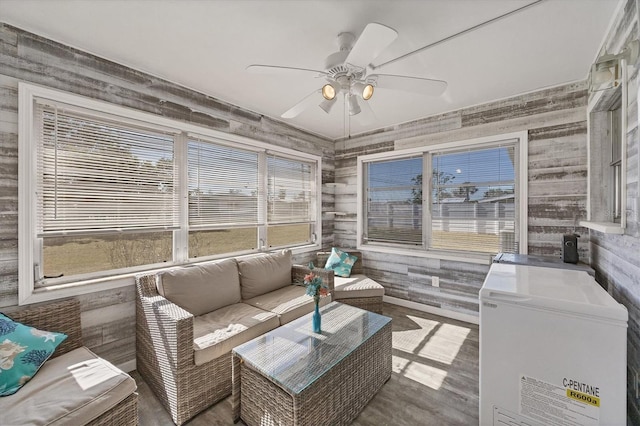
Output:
[0, 313, 67, 396]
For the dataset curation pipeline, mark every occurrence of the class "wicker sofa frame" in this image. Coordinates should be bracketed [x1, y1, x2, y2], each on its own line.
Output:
[135, 263, 332, 426]
[316, 250, 384, 314]
[1, 298, 138, 426]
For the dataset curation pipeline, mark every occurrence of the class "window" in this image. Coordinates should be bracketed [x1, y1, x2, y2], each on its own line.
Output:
[584, 82, 627, 233]
[18, 83, 321, 303]
[35, 100, 178, 282]
[364, 156, 423, 245]
[188, 138, 259, 257]
[266, 155, 317, 248]
[610, 106, 622, 223]
[359, 132, 527, 258]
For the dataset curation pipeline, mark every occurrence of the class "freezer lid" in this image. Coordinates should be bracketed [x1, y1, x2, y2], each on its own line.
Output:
[480, 263, 628, 322]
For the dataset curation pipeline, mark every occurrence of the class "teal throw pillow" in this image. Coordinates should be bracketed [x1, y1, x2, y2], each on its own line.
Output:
[324, 247, 358, 278]
[0, 313, 67, 396]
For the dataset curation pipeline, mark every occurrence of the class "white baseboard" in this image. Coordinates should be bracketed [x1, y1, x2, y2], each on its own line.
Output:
[117, 359, 137, 373]
[383, 295, 479, 325]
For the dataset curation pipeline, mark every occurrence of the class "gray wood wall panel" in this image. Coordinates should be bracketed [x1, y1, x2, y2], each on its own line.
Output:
[588, 1, 640, 422]
[0, 75, 19, 307]
[0, 23, 335, 368]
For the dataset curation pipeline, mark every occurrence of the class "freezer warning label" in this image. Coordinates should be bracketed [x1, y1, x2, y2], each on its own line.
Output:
[519, 375, 599, 426]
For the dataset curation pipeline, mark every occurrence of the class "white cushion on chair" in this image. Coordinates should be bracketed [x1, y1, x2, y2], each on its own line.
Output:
[159, 258, 241, 316]
[0, 346, 136, 426]
[193, 302, 279, 365]
[237, 250, 292, 300]
[333, 274, 385, 300]
[243, 285, 332, 325]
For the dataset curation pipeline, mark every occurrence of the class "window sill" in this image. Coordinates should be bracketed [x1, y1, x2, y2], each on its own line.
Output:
[579, 221, 625, 234]
[22, 275, 134, 305]
[356, 243, 494, 265]
[20, 243, 322, 305]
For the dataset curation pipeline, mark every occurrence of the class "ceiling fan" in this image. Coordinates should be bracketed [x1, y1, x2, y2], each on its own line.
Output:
[247, 23, 448, 125]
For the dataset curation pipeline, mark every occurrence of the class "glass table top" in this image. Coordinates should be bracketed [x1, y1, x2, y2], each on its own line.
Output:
[232, 301, 391, 395]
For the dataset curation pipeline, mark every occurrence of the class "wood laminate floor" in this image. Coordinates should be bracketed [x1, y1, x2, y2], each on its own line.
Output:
[134, 303, 479, 425]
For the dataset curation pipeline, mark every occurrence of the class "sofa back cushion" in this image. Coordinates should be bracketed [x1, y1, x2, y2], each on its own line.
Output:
[237, 250, 292, 300]
[158, 258, 241, 316]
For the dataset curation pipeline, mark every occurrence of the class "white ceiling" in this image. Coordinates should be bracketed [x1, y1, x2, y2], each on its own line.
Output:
[0, 0, 622, 140]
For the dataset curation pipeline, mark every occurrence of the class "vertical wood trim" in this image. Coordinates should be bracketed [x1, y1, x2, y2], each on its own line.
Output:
[18, 82, 36, 305]
[423, 154, 432, 249]
[519, 130, 529, 254]
[315, 157, 323, 245]
[621, 57, 628, 229]
[175, 133, 188, 262]
[356, 159, 364, 248]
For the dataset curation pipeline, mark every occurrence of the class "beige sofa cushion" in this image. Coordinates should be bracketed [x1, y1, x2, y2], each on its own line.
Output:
[193, 302, 279, 365]
[0, 346, 136, 426]
[237, 250, 292, 300]
[243, 285, 332, 325]
[333, 274, 385, 299]
[159, 258, 241, 316]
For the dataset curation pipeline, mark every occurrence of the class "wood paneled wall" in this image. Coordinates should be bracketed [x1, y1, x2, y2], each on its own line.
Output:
[333, 83, 590, 318]
[589, 1, 640, 422]
[0, 23, 335, 367]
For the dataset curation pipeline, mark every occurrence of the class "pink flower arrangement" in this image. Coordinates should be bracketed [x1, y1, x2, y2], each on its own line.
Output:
[304, 267, 329, 301]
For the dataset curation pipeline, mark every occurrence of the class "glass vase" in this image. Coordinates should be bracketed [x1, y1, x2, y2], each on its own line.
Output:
[312, 297, 321, 333]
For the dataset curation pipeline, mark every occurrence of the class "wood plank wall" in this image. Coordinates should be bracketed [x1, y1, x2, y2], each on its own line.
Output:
[0, 23, 335, 367]
[333, 83, 590, 318]
[589, 1, 640, 422]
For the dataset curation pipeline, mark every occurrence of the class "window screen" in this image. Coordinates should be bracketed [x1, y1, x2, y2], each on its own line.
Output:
[431, 145, 517, 253]
[266, 155, 315, 247]
[365, 156, 423, 245]
[36, 103, 177, 235]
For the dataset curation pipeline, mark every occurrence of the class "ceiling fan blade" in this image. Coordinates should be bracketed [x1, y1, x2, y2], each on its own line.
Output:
[281, 90, 321, 118]
[371, 74, 447, 96]
[247, 64, 327, 77]
[353, 98, 376, 125]
[345, 23, 398, 70]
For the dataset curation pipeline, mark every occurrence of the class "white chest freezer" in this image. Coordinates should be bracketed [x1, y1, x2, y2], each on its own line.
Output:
[479, 263, 628, 426]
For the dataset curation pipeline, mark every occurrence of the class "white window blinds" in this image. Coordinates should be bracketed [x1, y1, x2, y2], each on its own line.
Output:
[188, 139, 259, 227]
[431, 144, 517, 253]
[267, 155, 314, 224]
[36, 103, 177, 236]
[365, 156, 423, 245]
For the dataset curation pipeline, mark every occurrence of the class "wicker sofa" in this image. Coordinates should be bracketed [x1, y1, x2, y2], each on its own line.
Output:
[135, 249, 333, 425]
[316, 250, 385, 314]
[0, 298, 138, 425]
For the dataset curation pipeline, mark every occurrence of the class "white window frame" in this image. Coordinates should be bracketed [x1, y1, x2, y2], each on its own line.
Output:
[581, 59, 628, 234]
[18, 83, 321, 305]
[357, 131, 528, 264]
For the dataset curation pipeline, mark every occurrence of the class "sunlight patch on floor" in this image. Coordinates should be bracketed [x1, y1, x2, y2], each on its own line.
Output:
[392, 315, 439, 354]
[418, 322, 471, 365]
[392, 355, 448, 390]
[393, 315, 471, 365]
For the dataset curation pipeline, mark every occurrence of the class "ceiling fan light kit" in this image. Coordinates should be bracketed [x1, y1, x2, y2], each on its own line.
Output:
[353, 81, 374, 100]
[248, 22, 449, 124]
[322, 83, 337, 100]
[348, 94, 362, 116]
[319, 97, 337, 114]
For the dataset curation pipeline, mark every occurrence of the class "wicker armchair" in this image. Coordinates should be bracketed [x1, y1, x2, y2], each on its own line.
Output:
[316, 250, 385, 314]
[1, 298, 138, 426]
[135, 264, 330, 425]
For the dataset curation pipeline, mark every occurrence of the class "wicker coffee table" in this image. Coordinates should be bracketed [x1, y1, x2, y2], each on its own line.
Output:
[231, 301, 392, 426]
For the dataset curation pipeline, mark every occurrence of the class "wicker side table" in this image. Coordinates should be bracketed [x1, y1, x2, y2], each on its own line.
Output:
[232, 302, 392, 426]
